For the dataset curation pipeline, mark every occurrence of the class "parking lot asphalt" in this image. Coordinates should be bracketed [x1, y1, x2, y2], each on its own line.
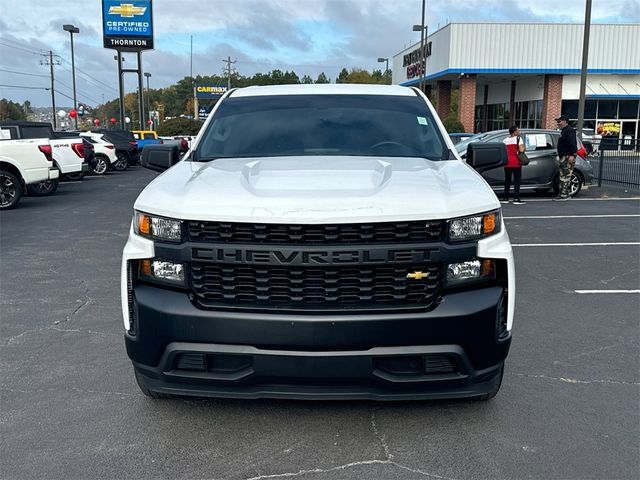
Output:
[1, 169, 639, 480]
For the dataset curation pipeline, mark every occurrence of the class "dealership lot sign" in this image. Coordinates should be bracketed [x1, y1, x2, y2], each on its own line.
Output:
[196, 84, 228, 99]
[102, 0, 154, 50]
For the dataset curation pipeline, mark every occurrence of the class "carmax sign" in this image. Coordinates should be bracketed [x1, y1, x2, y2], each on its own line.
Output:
[196, 84, 228, 99]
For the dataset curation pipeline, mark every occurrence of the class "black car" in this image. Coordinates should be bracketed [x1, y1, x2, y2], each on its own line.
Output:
[456, 129, 594, 197]
[93, 129, 140, 167]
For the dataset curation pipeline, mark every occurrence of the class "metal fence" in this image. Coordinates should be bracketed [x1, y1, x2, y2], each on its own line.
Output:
[585, 138, 640, 189]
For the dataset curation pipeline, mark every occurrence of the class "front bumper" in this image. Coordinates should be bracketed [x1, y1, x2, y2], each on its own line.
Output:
[127, 284, 510, 400]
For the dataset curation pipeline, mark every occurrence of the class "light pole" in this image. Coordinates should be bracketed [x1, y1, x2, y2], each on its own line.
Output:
[377, 58, 389, 84]
[63, 24, 79, 129]
[413, 0, 427, 93]
[144, 72, 152, 129]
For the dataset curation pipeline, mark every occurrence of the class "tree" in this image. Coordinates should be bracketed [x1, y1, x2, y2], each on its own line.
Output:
[156, 117, 202, 136]
[301, 75, 313, 84]
[315, 72, 330, 84]
[0, 99, 26, 120]
[336, 68, 349, 83]
[442, 114, 465, 133]
[22, 100, 33, 115]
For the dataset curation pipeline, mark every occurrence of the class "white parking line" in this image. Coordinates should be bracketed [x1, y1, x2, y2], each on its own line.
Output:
[575, 290, 640, 294]
[512, 242, 640, 247]
[523, 197, 640, 202]
[505, 214, 640, 219]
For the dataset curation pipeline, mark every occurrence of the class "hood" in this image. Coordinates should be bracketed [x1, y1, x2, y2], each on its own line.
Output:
[134, 156, 499, 223]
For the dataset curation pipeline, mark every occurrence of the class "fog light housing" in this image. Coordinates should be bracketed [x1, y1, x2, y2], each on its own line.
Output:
[446, 259, 495, 287]
[140, 259, 185, 286]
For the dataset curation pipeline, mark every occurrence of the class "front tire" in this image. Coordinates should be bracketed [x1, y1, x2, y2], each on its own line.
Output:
[0, 170, 22, 209]
[134, 370, 173, 399]
[92, 155, 109, 175]
[471, 363, 504, 401]
[27, 178, 58, 196]
[113, 153, 128, 171]
[553, 171, 583, 197]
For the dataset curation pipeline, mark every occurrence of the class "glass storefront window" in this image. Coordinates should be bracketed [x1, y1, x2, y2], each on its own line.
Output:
[619, 100, 639, 119]
[562, 100, 578, 118]
[585, 100, 597, 118]
[597, 100, 617, 119]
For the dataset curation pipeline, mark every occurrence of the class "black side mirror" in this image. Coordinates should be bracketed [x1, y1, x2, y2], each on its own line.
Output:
[141, 144, 181, 172]
[466, 142, 508, 173]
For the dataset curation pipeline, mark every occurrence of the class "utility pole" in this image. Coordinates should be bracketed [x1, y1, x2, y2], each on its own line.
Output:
[223, 56, 236, 90]
[576, 0, 592, 140]
[191, 35, 197, 121]
[420, 0, 426, 93]
[41, 51, 60, 128]
[63, 24, 80, 129]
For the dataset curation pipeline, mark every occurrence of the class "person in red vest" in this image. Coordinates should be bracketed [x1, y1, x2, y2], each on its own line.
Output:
[501, 125, 526, 204]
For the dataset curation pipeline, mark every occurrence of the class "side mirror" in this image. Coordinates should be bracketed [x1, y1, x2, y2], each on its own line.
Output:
[141, 144, 181, 172]
[466, 142, 508, 173]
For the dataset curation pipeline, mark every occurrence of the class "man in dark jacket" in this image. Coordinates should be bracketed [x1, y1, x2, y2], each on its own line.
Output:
[555, 115, 578, 200]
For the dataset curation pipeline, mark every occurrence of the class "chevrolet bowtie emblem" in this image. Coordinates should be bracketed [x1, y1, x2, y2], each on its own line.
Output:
[109, 4, 147, 17]
[406, 271, 429, 280]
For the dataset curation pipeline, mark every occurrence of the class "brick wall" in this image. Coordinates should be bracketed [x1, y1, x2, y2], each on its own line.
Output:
[541, 74, 563, 129]
[436, 80, 451, 120]
[458, 74, 477, 133]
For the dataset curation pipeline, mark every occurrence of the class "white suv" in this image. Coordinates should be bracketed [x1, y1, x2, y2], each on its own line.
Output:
[122, 84, 515, 401]
[80, 132, 119, 175]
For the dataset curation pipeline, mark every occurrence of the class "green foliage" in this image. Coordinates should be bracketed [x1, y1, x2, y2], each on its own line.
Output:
[0, 98, 27, 120]
[315, 72, 330, 84]
[156, 117, 202, 136]
[335, 68, 389, 85]
[301, 75, 313, 84]
[442, 114, 465, 133]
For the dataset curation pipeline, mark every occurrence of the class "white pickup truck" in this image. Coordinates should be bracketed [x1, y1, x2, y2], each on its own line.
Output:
[123, 84, 515, 401]
[0, 121, 88, 195]
[0, 138, 59, 209]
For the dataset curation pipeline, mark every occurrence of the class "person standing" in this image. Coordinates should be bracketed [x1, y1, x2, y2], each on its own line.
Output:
[501, 125, 526, 204]
[555, 115, 578, 201]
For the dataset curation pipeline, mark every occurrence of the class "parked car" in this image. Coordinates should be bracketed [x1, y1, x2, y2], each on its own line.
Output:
[0, 121, 89, 195]
[80, 132, 119, 175]
[0, 138, 59, 209]
[93, 129, 139, 168]
[449, 132, 478, 145]
[124, 84, 515, 401]
[456, 128, 593, 197]
[132, 130, 163, 151]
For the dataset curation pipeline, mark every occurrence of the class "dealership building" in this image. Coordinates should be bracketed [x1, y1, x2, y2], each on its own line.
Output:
[393, 23, 640, 138]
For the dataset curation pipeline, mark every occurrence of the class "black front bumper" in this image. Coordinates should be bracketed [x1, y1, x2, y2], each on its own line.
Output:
[127, 284, 510, 400]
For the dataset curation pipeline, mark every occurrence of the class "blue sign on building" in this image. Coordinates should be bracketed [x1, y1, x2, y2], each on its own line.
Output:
[196, 84, 228, 99]
[102, 0, 154, 51]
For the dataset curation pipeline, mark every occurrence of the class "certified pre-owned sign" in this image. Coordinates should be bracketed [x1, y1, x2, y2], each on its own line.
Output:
[102, 0, 154, 51]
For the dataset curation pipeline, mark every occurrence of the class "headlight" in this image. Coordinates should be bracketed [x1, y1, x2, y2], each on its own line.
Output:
[445, 259, 495, 287]
[447, 210, 501, 242]
[134, 211, 183, 242]
[139, 259, 185, 286]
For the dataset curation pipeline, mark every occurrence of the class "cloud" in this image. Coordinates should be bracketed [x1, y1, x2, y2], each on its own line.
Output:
[0, 0, 635, 106]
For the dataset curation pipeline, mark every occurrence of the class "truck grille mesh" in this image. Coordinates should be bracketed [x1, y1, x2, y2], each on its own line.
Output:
[187, 220, 442, 244]
[190, 263, 440, 311]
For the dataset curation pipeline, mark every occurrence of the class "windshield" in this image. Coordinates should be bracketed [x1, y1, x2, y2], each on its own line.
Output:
[455, 133, 489, 154]
[196, 94, 447, 160]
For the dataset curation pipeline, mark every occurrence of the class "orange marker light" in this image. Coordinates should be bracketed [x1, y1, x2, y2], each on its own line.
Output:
[138, 214, 150, 235]
[483, 213, 496, 234]
[140, 259, 152, 277]
[481, 259, 495, 277]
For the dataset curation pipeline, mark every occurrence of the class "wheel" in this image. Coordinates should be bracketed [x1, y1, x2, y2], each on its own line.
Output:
[0, 170, 22, 209]
[134, 370, 173, 399]
[92, 155, 109, 175]
[64, 171, 85, 181]
[27, 178, 58, 196]
[553, 171, 583, 197]
[113, 153, 129, 171]
[471, 363, 504, 401]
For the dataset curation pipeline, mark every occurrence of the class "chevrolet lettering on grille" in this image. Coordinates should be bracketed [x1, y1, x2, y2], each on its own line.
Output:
[192, 247, 433, 265]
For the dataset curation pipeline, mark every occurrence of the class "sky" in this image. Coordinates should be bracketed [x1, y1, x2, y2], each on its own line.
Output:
[0, 0, 638, 107]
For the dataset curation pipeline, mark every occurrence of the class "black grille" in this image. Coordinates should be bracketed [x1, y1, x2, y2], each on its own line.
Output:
[190, 263, 440, 311]
[187, 220, 442, 244]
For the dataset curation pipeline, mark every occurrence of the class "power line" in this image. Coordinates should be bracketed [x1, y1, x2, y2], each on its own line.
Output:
[59, 57, 118, 93]
[0, 84, 50, 90]
[0, 67, 49, 78]
[0, 40, 43, 55]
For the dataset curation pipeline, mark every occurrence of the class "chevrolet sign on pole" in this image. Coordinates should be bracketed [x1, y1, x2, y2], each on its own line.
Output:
[102, 0, 154, 51]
